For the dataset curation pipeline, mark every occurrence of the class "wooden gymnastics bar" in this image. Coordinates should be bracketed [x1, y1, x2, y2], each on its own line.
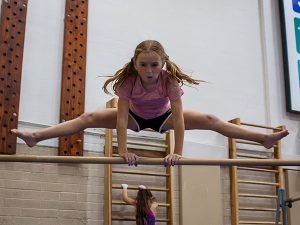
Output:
[0, 155, 299, 166]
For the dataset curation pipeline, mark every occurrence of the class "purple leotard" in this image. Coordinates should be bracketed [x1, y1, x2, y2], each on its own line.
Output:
[147, 210, 155, 225]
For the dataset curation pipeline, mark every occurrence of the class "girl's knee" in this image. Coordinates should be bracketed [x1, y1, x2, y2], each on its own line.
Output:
[205, 114, 220, 129]
[79, 112, 95, 124]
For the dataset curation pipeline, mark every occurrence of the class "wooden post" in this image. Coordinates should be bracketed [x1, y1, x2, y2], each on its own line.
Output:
[0, 0, 28, 154]
[274, 125, 285, 225]
[274, 125, 285, 189]
[229, 118, 240, 225]
[59, 0, 88, 156]
[104, 99, 115, 225]
[166, 130, 174, 225]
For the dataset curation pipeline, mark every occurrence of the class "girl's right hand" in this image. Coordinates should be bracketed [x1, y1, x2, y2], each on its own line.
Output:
[164, 153, 182, 166]
[119, 152, 139, 166]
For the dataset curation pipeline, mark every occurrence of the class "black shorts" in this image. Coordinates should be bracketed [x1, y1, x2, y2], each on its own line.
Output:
[129, 109, 172, 133]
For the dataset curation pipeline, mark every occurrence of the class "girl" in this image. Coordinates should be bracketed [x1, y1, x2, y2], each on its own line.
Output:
[11, 40, 289, 166]
[121, 184, 158, 225]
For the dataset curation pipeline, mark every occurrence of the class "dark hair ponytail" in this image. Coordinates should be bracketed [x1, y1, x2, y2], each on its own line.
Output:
[135, 189, 155, 225]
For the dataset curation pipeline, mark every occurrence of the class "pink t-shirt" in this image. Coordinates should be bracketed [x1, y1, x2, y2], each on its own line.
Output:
[115, 70, 184, 119]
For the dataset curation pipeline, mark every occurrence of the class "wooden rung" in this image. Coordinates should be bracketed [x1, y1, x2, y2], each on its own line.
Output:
[236, 140, 262, 146]
[240, 122, 282, 131]
[239, 193, 277, 199]
[236, 140, 278, 148]
[236, 153, 270, 159]
[246, 166, 279, 170]
[113, 140, 168, 148]
[112, 200, 170, 207]
[237, 148, 274, 154]
[112, 169, 169, 177]
[111, 200, 130, 205]
[239, 207, 277, 212]
[112, 217, 170, 222]
[239, 220, 280, 224]
[238, 179, 280, 186]
[112, 184, 169, 192]
[237, 167, 279, 173]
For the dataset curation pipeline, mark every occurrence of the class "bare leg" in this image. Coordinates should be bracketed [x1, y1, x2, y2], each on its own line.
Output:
[11, 108, 137, 147]
[163, 110, 289, 149]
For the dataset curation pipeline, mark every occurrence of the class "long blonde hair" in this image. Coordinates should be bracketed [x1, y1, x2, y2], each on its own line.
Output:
[102, 40, 203, 94]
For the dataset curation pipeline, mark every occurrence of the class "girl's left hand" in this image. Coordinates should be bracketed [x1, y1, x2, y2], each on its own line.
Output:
[164, 153, 182, 166]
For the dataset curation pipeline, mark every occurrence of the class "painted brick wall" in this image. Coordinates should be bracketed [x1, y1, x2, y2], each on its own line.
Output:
[0, 145, 180, 225]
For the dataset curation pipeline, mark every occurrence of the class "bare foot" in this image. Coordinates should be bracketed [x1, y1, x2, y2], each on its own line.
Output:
[262, 130, 289, 149]
[11, 129, 38, 147]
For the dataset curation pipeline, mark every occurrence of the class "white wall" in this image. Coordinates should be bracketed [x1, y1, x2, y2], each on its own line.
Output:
[260, 0, 300, 158]
[13, 0, 300, 160]
[20, 0, 65, 125]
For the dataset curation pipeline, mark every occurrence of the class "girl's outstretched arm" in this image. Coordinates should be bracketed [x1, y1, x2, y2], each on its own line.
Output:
[121, 184, 136, 206]
[117, 99, 139, 166]
[151, 201, 159, 215]
[165, 98, 184, 166]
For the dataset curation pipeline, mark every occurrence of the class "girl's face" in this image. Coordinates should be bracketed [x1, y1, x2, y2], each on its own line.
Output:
[134, 52, 163, 85]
